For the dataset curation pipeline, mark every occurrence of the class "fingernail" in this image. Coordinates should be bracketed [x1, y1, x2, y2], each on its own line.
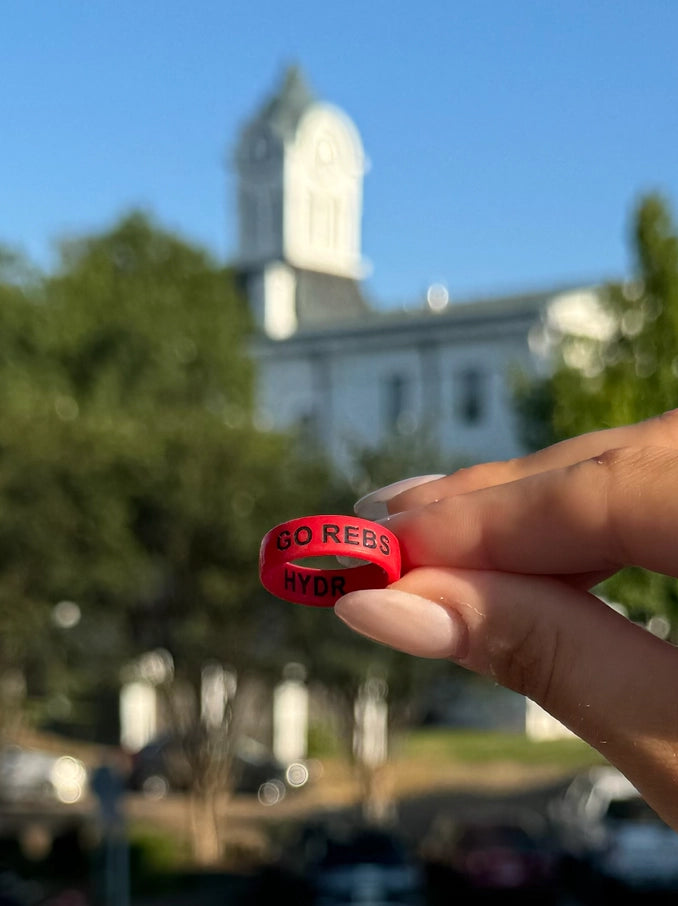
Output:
[334, 588, 468, 660]
[354, 474, 445, 520]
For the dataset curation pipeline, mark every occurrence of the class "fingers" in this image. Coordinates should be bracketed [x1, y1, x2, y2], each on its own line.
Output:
[361, 408, 678, 516]
[335, 568, 678, 829]
[342, 413, 678, 827]
[388, 446, 678, 579]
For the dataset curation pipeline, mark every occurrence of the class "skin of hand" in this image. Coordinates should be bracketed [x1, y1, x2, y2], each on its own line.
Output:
[334, 409, 678, 829]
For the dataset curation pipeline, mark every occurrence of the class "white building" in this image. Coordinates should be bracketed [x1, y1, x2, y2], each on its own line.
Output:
[234, 68, 599, 469]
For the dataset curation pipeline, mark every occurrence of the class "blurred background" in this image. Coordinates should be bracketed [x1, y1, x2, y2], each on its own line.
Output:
[2, 2, 678, 903]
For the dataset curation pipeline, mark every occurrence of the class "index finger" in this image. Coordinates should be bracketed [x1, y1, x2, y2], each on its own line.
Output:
[380, 409, 678, 515]
[390, 445, 678, 580]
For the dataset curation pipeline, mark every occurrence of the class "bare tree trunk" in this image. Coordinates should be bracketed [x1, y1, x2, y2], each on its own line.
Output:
[184, 675, 269, 864]
[357, 761, 396, 825]
[352, 676, 395, 824]
[189, 789, 221, 866]
[0, 669, 26, 744]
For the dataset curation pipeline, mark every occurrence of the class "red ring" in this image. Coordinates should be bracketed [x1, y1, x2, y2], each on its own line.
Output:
[259, 515, 401, 607]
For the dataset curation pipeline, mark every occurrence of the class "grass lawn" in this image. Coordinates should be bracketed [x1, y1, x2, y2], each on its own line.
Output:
[395, 727, 605, 771]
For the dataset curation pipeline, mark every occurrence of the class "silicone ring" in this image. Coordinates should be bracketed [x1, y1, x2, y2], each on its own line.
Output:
[259, 515, 401, 607]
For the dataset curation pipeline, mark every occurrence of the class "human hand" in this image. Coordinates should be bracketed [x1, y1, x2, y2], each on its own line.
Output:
[334, 409, 678, 828]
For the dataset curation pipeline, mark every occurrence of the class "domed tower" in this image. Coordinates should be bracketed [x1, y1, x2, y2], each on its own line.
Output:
[234, 67, 369, 338]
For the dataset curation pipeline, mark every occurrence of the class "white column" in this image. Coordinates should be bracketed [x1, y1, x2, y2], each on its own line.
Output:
[525, 698, 575, 741]
[119, 681, 157, 753]
[201, 664, 237, 729]
[353, 678, 388, 769]
[273, 665, 308, 764]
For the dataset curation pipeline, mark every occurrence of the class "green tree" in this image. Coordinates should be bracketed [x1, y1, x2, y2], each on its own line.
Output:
[278, 433, 466, 818]
[0, 245, 58, 736]
[514, 193, 678, 623]
[0, 214, 333, 860]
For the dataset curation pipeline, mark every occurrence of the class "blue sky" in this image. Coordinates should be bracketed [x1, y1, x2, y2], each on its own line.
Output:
[3, 1, 678, 307]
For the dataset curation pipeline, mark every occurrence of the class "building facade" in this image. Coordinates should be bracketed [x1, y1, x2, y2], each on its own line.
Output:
[234, 69, 598, 470]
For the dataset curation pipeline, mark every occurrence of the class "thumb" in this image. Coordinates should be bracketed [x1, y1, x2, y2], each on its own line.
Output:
[335, 568, 678, 828]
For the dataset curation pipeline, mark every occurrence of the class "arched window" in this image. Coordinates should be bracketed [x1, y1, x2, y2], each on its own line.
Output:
[456, 367, 487, 424]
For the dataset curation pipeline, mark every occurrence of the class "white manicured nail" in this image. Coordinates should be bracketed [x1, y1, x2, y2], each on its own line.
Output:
[354, 475, 445, 520]
[334, 588, 467, 660]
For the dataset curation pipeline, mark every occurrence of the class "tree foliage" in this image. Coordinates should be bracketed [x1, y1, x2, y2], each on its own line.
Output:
[514, 193, 678, 623]
[0, 214, 332, 734]
[0, 213, 478, 824]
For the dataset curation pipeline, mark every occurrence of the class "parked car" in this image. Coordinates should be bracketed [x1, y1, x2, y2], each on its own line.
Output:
[266, 822, 426, 905]
[128, 732, 308, 803]
[551, 765, 678, 892]
[0, 745, 88, 805]
[432, 813, 562, 899]
[312, 827, 426, 905]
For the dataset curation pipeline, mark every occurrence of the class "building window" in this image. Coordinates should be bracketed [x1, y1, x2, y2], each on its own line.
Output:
[456, 367, 486, 425]
[383, 373, 409, 433]
[297, 409, 320, 447]
[308, 192, 332, 248]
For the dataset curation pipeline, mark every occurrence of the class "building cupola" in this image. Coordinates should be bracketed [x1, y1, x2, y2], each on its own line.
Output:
[233, 66, 368, 338]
